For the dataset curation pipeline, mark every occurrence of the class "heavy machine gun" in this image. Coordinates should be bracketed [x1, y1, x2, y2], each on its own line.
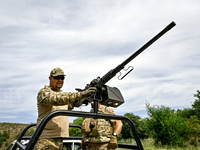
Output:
[9, 22, 176, 150]
[75, 21, 176, 113]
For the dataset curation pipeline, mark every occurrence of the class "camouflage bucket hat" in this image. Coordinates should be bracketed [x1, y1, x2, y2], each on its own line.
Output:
[50, 67, 66, 77]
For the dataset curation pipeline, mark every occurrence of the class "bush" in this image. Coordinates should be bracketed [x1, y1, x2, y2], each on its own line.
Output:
[146, 103, 191, 146]
[0, 131, 10, 147]
[187, 115, 200, 146]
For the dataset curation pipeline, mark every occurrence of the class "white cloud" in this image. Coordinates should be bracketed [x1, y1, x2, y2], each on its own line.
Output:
[0, 0, 200, 123]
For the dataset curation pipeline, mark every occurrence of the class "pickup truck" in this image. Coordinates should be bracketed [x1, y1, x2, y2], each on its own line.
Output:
[6, 124, 82, 150]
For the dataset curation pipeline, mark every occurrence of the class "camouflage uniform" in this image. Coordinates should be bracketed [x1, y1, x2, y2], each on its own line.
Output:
[87, 143, 111, 150]
[34, 138, 63, 150]
[35, 68, 83, 150]
[82, 106, 116, 150]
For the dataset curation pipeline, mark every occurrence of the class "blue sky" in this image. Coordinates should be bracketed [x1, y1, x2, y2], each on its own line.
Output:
[0, 0, 200, 123]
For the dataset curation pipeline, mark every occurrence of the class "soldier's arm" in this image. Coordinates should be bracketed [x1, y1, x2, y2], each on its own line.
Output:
[105, 107, 123, 135]
[37, 88, 82, 106]
[113, 120, 123, 135]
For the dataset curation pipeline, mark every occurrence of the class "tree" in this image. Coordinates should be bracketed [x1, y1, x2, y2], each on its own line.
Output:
[192, 90, 200, 118]
[121, 113, 148, 139]
[176, 108, 196, 119]
[145, 103, 190, 146]
[69, 117, 85, 136]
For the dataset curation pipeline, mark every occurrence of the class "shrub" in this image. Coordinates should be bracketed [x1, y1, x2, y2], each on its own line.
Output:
[146, 103, 190, 146]
[187, 115, 200, 146]
[0, 131, 10, 147]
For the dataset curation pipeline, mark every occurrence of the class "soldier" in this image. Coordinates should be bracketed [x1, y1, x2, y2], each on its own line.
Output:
[34, 67, 96, 150]
[81, 101, 123, 150]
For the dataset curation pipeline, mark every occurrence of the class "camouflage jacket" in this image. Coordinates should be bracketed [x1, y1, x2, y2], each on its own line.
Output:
[36, 85, 82, 139]
[82, 105, 115, 143]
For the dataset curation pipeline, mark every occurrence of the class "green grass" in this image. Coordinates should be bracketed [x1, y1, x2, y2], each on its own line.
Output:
[118, 138, 200, 150]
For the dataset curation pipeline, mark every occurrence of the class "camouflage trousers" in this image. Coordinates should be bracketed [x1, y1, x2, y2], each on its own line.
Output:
[87, 142, 112, 150]
[34, 138, 63, 150]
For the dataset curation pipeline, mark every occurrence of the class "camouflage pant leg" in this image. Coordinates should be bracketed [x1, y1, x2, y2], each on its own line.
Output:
[34, 138, 63, 150]
[88, 144, 112, 150]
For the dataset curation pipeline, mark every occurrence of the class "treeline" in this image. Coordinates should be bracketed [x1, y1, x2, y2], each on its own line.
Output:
[70, 90, 200, 147]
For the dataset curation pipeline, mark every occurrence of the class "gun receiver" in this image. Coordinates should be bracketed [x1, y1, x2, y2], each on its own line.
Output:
[75, 21, 176, 109]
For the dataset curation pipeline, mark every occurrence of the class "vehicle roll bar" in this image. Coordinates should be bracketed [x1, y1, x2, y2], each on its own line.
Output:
[15, 110, 143, 150]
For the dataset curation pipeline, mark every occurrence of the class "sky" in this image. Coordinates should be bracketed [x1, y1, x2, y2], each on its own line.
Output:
[0, 0, 200, 124]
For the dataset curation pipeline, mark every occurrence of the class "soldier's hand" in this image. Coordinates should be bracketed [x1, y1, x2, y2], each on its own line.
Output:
[73, 87, 96, 107]
[110, 135, 118, 149]
[81, 87, 96, 98]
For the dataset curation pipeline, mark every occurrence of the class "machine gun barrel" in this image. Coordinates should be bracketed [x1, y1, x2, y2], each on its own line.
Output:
[75, 21, 176, 108]
[97, 21, 176, 87]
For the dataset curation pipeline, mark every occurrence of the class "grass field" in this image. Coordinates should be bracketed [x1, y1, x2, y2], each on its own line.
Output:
[119, 138, 200, 150]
